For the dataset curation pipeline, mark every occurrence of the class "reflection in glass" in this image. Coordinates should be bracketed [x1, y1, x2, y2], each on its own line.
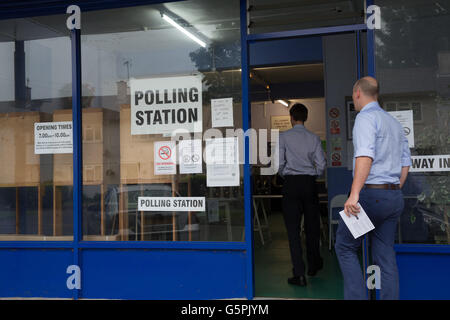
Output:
[80, 0, 244, 241]
[0, 15, 73, 240]
[375, 0, 450, 244]
[248, 0, 365, 34]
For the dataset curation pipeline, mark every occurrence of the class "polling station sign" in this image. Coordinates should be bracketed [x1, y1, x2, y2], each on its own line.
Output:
[130, 76, 203, 135]
[138, 197, 206, 212]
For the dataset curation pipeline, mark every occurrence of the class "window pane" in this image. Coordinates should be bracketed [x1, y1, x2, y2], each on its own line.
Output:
[248, 0, 365, 34]
[81, 0, 244, 241]
[375, 0, 450, 244]
[0, 15, 72, 240]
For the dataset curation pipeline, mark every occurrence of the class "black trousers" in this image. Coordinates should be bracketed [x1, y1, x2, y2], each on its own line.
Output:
[282, 175, 321, 277]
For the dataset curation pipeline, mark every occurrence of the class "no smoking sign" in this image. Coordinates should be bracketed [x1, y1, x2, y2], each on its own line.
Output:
[332, 152, 342, 167]
[158, 145, 172, 160]
[154, 141, 176, 175]
[329, 107, 340, 119]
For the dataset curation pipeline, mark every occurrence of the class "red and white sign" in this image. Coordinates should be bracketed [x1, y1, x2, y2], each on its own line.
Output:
[331, 152, 342, 166]
[154, 141, 176, 175]
[329, 107, 340, 119]
[330, 120, 341, 135]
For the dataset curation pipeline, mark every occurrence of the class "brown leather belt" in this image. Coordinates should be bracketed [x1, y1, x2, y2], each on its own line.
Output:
[364, 184, 400, 190]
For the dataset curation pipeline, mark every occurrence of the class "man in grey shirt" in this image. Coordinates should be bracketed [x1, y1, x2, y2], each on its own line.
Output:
[278, 103, 326, 287]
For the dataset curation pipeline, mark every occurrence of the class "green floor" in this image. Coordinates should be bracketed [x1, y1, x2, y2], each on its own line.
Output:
[254, 211, 344, 299]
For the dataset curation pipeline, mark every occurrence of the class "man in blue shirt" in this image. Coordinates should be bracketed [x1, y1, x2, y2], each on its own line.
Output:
[335, 77, 411, 299]
[278, 103, 326, 287]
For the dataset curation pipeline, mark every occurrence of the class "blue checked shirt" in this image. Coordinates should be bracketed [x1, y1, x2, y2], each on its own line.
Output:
[278, 124, 326, 177]
[353, 101, 412, 184]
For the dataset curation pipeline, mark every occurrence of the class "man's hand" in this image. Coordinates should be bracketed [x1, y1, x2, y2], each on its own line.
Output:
[344, 156, 372, 218]
[344, 192, 360, 217]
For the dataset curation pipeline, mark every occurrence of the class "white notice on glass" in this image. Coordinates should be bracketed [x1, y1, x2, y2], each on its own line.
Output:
[206, 137, 240, 187]
[388, 110, 414, 148]
[179, 139, 202, 174]
[339, 203, 375, 239]
[34, 121, 73, 154]
[211, 98, 233, 127]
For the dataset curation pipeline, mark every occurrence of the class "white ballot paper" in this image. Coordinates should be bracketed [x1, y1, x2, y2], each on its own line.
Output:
[339, 204, 375, 239]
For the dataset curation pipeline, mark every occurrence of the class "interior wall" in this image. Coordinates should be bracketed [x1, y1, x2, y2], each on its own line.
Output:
[251, 98, 326, 141]
[323, 33, 358, 200]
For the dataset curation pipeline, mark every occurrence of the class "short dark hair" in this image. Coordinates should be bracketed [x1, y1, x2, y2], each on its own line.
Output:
[289, 103, 308, 122]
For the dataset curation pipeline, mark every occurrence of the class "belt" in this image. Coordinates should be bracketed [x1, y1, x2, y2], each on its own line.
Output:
[364, 184, 400, 190]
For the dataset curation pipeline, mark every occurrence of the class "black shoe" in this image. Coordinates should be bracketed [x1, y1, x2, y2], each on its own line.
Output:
[288, 275, 307, 286]
[307, 258, 324, 277]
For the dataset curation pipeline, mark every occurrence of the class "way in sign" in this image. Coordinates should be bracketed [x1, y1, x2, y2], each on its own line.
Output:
[412, 157, 450, 169]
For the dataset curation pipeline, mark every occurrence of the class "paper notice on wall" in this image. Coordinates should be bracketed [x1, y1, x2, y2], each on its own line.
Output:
[154, 141, 176, 175]
[205, 137, 240, 187]
[34, 121, 73, 154]
[138, 197, 205, 212]
[271, 115, 292, 132]
[179, 139, 203, 174]
[211, 98, 233, 127]
[388, 110, 414, 148]
[130, 75, 203, 135]
[410, 155, 450, 172]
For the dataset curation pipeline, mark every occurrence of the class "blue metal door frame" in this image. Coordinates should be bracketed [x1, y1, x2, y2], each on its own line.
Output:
[243, 0, 450, 300]
[1, 0, 448, 300]
[240, 0, 372, 299]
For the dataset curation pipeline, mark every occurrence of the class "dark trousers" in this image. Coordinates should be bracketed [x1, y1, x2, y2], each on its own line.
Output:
[335, 188, 404, 299]
[282, 175, 321, 277]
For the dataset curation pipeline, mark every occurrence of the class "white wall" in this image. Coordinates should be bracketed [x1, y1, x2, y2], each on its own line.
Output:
[251, 98, 326, 141]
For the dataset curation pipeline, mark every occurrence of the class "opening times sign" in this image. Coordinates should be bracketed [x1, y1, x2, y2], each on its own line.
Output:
[34, 121, 73, 154]
[130, 75, 203, 135]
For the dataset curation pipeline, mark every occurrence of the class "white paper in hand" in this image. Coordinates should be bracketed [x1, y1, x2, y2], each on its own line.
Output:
[339, 203, 375, 239]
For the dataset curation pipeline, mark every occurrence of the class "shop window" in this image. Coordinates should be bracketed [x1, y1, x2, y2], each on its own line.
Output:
[79, 0, 244, 241]
[0, 14, 73, 240]
[375, 0, 450, 245]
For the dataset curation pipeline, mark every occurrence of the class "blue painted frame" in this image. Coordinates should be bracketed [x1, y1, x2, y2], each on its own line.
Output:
[244, 7, 372, 301]
[1, 0, 448, 300]
[247, 24, 367, 42]
[240, 0, 255, 300]
[71, 27, 82, 300]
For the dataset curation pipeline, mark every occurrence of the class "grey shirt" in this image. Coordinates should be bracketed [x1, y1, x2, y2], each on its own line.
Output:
[278, 124, 326, 177]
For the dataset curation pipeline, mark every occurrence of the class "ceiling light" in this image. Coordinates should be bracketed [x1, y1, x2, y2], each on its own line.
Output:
[162, 14, 206, 48]
[277, 100, 289, 107]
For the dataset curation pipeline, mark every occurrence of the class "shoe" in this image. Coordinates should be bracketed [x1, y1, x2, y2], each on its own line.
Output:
[288, 275, 307, 286]
[307, 257, 324, 277]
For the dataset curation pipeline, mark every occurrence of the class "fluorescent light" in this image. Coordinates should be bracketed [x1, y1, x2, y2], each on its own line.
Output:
[277, 100, 289, 107]
[162, 14, 206, 48]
